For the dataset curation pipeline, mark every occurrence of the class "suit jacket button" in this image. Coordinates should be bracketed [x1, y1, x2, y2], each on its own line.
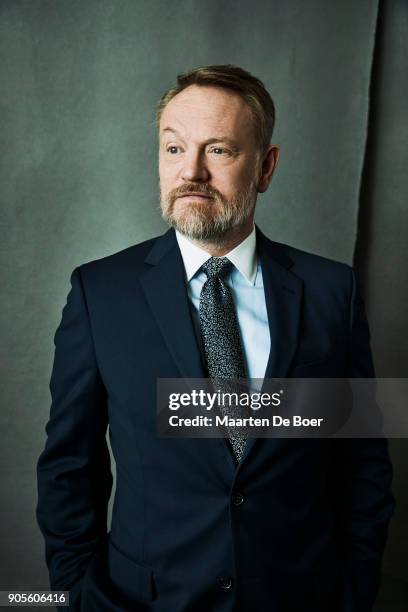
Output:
[232, 492, 244, 506]
[218, 576, 233, 590]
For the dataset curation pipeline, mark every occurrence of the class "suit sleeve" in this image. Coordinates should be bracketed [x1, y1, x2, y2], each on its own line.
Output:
[36, 267, 113, 610]
[333, 268, 395, 612]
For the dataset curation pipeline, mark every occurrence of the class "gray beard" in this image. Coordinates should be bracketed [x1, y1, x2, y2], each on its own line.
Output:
[160, 188, 256, 241]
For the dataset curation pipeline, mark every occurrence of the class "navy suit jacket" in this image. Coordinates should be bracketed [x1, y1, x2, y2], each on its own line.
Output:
[36, 225, 395, 612]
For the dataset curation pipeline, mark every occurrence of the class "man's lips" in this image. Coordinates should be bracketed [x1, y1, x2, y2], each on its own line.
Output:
[177, 193, 212, 198]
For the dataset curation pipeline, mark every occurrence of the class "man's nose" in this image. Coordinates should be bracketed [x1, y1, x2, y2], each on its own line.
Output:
[181, 150, 209, 182]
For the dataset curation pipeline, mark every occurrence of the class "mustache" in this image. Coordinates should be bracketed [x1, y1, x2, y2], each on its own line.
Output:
[167, 183, 223, 202]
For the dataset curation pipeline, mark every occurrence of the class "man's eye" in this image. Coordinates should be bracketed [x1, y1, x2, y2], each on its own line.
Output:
[167, 146, 181, 154]
[210, 147, 229, 155]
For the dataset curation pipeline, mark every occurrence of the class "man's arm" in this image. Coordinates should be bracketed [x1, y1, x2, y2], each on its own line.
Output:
[332, 269, 395, 612]
[36, 267, 112, 610]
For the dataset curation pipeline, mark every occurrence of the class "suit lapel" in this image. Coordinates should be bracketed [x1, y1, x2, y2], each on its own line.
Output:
[239, 226, 303, 465]
[257, 226, 303, 381]
[139, 228, 206, 380]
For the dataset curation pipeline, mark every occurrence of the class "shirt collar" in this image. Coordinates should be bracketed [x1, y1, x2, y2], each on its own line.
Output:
[175, 224, 257, 285]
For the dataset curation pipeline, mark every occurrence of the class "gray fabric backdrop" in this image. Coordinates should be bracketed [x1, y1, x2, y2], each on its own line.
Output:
[1, 0, 407, 609]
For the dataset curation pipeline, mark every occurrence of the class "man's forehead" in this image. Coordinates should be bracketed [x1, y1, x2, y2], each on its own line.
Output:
[159, 85, 254, 139]
[161, 126, 241, 148]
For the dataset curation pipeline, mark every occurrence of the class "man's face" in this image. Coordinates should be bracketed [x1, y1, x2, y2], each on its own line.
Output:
[159, 85, 262, 240]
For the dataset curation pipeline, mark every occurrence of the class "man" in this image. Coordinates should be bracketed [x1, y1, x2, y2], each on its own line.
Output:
[37, 65, 395, 612]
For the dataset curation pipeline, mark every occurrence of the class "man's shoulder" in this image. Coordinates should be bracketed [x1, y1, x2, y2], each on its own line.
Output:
[76, 230, 171, 281]
[259, 229, 352, 280]
[283, 242, 351, 275]
[261, 237, 356, 307]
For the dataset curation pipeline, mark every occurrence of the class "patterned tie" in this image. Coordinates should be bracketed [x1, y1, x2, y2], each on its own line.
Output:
[199, 257, 247, 462]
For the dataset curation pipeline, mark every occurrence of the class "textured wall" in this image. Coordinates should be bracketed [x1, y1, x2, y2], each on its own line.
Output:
[354, 1, 408, 608]
[0, 0, 406, 608]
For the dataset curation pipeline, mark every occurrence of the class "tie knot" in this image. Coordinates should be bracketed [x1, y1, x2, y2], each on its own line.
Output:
[202, 257, 233, 279]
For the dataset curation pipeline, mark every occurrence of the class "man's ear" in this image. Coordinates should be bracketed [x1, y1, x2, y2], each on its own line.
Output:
[257, 145, 280, 193]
